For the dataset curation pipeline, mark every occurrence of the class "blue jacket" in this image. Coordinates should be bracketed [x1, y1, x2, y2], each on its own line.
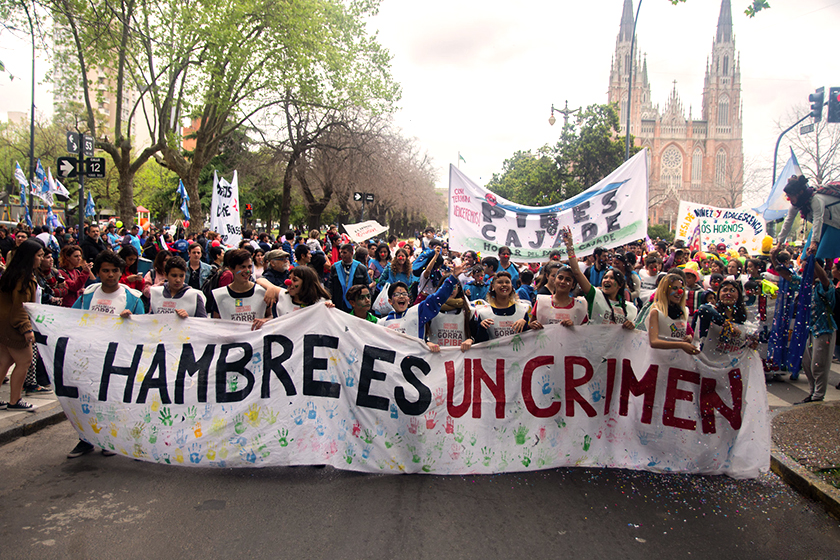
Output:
[186, 260, 213, 288]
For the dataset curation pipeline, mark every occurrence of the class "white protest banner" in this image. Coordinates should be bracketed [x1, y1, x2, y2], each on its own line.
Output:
[448, 149, 649, 261]
[675, 201, 766, 253]
[343, 220, 389, 243]
[210, 170, 242, 247]
[27, 303, 769, 479]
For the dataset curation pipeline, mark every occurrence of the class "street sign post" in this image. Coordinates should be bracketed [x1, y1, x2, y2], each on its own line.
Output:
[66, 131, 80, 154]
[800, 123, 815, 135]
[353, 192, 363, 202]
[84, 157, 106, 179]
[365, 193, 374, 202]
[83, 135, 94, 157]
[57, 156, 78, 178]
[354, 191, 374, 221]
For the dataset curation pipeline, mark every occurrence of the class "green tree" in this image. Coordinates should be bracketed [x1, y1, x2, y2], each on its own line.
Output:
[150, 0, 399, 234]
[485, 148, 564, 206]
[488, 103, 638, 207]
[647, 223, 674, 243]
[555, 103, 639, 197]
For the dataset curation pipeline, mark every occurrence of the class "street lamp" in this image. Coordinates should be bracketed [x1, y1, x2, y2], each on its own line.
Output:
[548, 101, 580, 127]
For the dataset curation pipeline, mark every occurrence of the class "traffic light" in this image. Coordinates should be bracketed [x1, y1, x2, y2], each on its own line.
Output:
[828, 87, 840, 124]
[809, 87, 824, 121]
[244, 203, 253, 218]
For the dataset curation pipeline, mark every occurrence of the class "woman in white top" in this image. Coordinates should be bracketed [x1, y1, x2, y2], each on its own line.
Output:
[210, 249, 271, 330]
[646, 273, 700, 355]
[274, 265, 333, 317]
[562, 227, 637, 328]
[529, 265, 588, 329]
[473, 272, 531, 341]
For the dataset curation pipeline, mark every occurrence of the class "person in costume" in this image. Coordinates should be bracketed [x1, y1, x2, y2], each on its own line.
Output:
[776, 175, 840, 258]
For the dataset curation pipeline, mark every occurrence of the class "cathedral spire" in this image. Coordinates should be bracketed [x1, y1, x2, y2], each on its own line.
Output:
[716, 0, 733, 43]
[619, 0, 635, 43]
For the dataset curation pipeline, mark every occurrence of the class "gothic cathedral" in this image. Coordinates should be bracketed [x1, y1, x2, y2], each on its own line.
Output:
[607, 0, 744, 227]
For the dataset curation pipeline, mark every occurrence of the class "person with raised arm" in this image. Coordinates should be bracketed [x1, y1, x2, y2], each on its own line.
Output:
[562, 227, 637, 328]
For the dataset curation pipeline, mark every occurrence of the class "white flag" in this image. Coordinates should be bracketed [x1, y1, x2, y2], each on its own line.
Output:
[210, 170, 242, 247]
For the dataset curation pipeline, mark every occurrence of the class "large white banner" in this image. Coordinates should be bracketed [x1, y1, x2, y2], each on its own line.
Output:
[27, 303, 769, 478]
[343, 220, 389, 243]
[210, 170, 242, 247]
[448, 149, 649, 261]
[675, 201, 766, 253]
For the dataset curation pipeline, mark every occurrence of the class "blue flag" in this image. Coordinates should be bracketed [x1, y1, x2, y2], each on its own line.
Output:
[177, 179, 190, 220]
[85, 191, 96, 218]
[753, 148, 801, 222]
[14, 161, 28, 190]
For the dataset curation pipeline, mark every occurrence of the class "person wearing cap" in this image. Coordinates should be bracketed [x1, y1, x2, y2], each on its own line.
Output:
[776, 175, 840, 257]
[122, 224, 143, 256]
[261, 249, 291, 286]
[682, 263, 704, 318]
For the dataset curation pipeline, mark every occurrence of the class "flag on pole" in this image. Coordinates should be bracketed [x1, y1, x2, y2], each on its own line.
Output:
[753, 148, 801, 222]
[177, 179, 190, 220]
[31, 160, 53, 205]
[49, 170, 71, 199]
[46, 207, 63, 229]
[85, 191, 96, 218]
[20, 183, 32, 228]
[14, 161, 28, 190]
[458, 152, 466, 164]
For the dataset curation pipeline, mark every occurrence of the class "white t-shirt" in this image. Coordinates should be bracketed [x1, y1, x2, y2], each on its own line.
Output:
[533, 294, 588, 326]
[212, 284, 267, 322]
[88, 285, 128, 315]
[638, 269, 660, 301]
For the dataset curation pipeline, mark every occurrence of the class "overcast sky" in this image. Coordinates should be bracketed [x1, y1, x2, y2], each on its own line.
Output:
[2, 0, 839, 203]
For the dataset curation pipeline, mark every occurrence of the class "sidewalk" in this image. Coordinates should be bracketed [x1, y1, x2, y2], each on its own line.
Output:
[0, 380, 66, 445]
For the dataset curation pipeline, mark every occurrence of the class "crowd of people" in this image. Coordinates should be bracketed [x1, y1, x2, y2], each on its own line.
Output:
[0, 174, 837, 458]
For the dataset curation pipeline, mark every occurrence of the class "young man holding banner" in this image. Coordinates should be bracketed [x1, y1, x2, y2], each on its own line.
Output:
[68, 250, 144, 458]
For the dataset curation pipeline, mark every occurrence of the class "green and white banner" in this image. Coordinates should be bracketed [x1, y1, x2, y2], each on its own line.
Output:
[448, 149, 649, 261]
[27, 302, 769, 478]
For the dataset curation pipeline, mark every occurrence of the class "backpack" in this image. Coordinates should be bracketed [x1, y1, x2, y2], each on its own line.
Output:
[201, 265, 222, 303]
[815, 181, 840, 200]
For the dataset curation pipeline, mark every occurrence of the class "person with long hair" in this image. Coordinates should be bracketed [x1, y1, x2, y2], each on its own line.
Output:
[535, 261, 562, 296]
[694, 279, 754, 356]
[274, 265, 333, 316]
[58, 244, 92, 307]
[377, 248, 411, 289]
[776, 175, 840, 258]
[646, 273, 699, 355]
[117, 245, 145, 293]
[563, 228, 637, 328]
[369, 243, 391, 285]
[143, 249, 172, 301]
[0, 240, 44, 411]
[529, 265, 588, 329]
[473, 271, 531, 342]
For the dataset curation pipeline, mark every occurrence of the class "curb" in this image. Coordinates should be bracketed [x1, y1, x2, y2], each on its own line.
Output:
[0, 401, 67, 446]
[771, 446, 840, 521]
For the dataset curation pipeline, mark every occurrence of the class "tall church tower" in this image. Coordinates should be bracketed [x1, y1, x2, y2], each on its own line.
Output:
[607, 0, 744, 227]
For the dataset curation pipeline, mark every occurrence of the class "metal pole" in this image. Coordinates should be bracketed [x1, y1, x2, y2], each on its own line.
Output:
[26, 1, 35, 224]
[772, 113, 810, 185]
[78, 129, 85, 241]
[625, 0, 642, 161]
[360, 198, 366, 222]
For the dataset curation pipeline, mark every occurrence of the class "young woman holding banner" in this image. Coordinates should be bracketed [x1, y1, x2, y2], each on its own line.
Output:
[473, 271, 531, 342]
[646, 273, 700, 355]
[529, 265, 588, 329]
[562, 227, 637, 328]
[274, 265, 333, 317]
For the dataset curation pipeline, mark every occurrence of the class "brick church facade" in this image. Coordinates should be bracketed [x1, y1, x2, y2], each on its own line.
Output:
[607, 0, 744, 227]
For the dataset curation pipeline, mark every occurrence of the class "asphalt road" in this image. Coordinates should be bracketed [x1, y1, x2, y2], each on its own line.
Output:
[1, 422, 839, 560]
